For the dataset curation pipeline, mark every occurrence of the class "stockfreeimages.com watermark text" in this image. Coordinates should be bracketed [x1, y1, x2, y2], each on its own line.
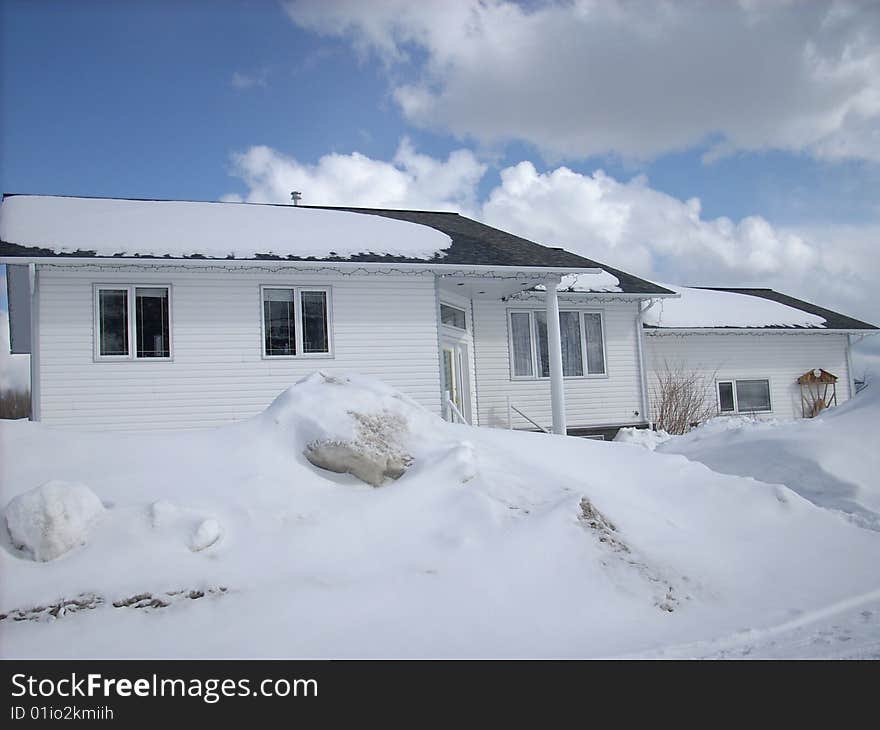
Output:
[10, 672, 317, 706]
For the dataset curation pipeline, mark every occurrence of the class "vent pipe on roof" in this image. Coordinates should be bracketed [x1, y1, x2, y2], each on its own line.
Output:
[290, 191, 302, 206]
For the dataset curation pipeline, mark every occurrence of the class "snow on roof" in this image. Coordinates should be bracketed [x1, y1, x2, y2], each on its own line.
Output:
[645, 285, 827, 329]
[0, 196, 452, 260]
[534, 271, 622, 293]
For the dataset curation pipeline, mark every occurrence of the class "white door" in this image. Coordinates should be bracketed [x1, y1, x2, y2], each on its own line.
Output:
[442, 340, 471, 423]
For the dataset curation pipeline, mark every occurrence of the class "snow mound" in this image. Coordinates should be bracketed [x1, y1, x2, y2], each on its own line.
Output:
[4, 481, 105, 562]
[190, 519, 223, 552]
[614, 427, 672, 451]
[658, 385, 880, 529]
[264, 372, 442, 486]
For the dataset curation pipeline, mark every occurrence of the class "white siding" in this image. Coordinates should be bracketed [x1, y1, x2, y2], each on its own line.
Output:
[471, 298, 644, 430]
[644, 330, 852, 420]
[36, 265, 442, 430]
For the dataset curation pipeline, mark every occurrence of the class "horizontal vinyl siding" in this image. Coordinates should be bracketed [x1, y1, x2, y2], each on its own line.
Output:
[37, 266, 442, 430]
[472, 299, 644, 430]
[644, 331, 851, 420]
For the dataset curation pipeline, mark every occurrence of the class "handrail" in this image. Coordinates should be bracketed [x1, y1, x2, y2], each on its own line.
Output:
[444, 391, 470, 425]
[506, 396, 549, 433]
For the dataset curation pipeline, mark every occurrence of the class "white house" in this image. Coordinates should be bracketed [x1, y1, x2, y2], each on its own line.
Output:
[1, 194, 876, 436]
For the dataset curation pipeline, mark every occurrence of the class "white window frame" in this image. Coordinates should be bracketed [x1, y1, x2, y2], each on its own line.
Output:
[440, 302, 468, 332]
[506, 308, 608, 381]
[716, 378, 773, 415]
[260, 285, 334, 359]
[93, 284, 173, 362]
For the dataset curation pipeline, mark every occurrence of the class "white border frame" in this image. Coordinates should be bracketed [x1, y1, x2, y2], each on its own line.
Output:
[506, 307, 608, 381]
[259, 284, 334, 360]
[93, 284, 173, 362]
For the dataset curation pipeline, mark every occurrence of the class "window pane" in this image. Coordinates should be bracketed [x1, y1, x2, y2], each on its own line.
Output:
[559, 311, 584, 376]
[301, 290, 329, 354]
[263, 289, 296, 356]
[135, 287, 170, 358]
[583, 313, 605, 374]
[440, 304, 467, 330]
[718, 382, 735, 412]
[534, 311, 550, 378]
[510, 312, 533, 377]
[98, 289, 128, 356]
[736, 379, 771, 412]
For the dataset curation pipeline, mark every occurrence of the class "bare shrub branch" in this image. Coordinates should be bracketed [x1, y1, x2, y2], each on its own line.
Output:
[0, 389, 31, 420]
[650, 361, 716, 435]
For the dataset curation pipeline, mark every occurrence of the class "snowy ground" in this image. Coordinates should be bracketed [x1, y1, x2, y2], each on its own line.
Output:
[1, 373, 879, 659]
[654, 385, 880, 533]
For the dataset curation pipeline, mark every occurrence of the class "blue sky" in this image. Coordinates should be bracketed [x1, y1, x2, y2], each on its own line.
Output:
[2, 0, 880, 375]
[3, 0, 876, 224]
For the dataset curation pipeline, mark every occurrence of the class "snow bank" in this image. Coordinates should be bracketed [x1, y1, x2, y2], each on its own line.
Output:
[1, 375, 879, 658]
[659, 385, 880, 530]
[4, 481, 105, 561]
[614, 426, 672, 451]
[644, 285, 826, 328]
[265, 372, 441, 486]
[0, 196, 452, 260]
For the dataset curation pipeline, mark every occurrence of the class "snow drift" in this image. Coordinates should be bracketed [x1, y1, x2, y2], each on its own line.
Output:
[1, 373, 878, 658]
[4, 481, 105, 562]
[656, 384, 880, 531]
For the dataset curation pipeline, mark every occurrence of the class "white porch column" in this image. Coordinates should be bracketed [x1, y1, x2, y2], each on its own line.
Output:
[544, 276, 567, 435]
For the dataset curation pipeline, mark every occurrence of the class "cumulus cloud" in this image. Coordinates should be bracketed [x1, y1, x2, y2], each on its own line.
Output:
[225, 138, 486, 212]
[225, 140, 880, 365]
[285, 0, 880, 162]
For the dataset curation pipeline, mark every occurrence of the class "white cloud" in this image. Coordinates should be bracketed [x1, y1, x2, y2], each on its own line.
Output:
[285, 0, 880, 162]
[230, 70, 268, 90]
[225, 138, 486, 212]
[225, 140, 880, 353]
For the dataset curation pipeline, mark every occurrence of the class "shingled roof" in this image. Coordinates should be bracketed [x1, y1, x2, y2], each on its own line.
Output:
[0, 194, 673, 296]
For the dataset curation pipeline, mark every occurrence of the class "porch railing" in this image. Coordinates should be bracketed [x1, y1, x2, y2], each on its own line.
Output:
[444, 390, 470, 425]
[506, 396, 550, 433]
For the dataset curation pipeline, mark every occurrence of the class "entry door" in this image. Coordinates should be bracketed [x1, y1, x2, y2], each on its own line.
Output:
[442, 341, 471, 423]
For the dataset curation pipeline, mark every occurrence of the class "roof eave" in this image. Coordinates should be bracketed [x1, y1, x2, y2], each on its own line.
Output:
[0, 254, 630, 280]
[644, 326, 879, 334]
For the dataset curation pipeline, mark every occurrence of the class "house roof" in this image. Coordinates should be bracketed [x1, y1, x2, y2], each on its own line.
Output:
[643, 285, 878, 331]
[0, 194, 673, 295]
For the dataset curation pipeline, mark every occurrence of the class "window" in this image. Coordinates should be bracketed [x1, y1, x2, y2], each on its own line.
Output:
[510, 311, 534, 377]
[508, 309, 606, 379]
[718, 381, 735, 413]
[261, 286, 331, 357]
[717, 379, 771, 414]
[736, 379, 771, 412]
[95, 285, 170, 360]
[440, 303, 467, 330]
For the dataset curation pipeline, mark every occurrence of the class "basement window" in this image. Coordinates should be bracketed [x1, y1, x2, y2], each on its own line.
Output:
[95, 285, 171, 360]
[262, 286, 332, 357]
[717, 379, 772, 414]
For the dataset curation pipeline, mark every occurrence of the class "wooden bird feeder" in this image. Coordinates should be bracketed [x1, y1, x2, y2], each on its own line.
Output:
[797, 368, 838, 418]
